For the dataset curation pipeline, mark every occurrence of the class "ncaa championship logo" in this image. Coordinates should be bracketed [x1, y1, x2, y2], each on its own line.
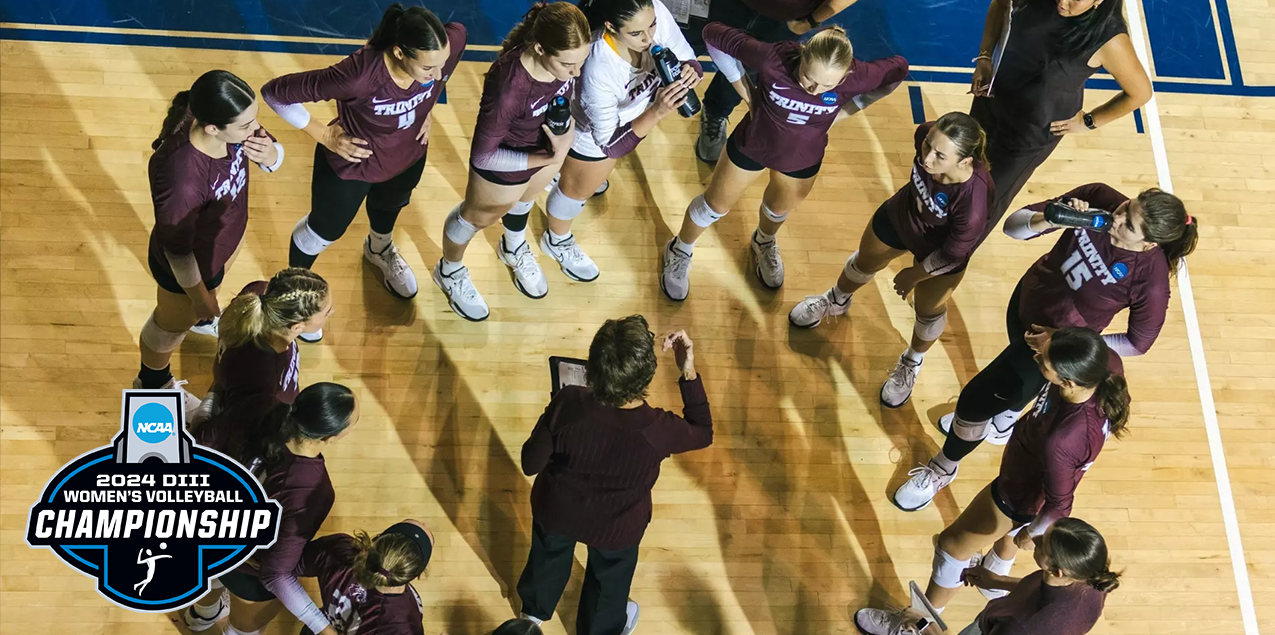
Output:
[25, 390, 282, 612]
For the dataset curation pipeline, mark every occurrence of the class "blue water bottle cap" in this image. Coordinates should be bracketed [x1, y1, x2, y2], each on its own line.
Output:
[1091, 215, 1107, 229]
[651, 45, 665, 54]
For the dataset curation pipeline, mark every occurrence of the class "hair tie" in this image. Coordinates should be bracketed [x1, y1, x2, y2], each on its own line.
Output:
[377, 566, 393, 579]
[1185, 215, 1194, 226]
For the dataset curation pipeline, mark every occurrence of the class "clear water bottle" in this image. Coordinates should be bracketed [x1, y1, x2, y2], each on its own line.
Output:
[651, 45, 701, 118]
[1045, 201, 1113, 232]
[546, 96, 571, 135]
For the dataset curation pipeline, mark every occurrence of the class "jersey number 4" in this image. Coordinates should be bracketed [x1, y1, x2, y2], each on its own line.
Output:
[1061, 250, 1094, 291]
[397, 110, 416, 131]
[785, 112, 810, 125]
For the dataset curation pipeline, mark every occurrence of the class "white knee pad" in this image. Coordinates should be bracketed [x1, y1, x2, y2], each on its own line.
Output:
[931, 545, 973, 589]
[290, 215, 333, 257]
[761, 202, 789, 223]
[914, 309, 948, 343]
[444, 205, 479, 245]
[687, 195, 725, 228]
[953, 415, 990, 442]
[842, 251, 876, 285]
[140, 313, 187, 354]
[508, 199, 534, 217]
[546, 185, 587, 221]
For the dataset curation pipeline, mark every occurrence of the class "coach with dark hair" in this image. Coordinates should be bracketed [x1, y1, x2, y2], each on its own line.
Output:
[515, 315, 712, 635]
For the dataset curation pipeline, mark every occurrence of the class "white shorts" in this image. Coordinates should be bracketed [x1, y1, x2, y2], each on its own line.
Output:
[569, 127, 609, 161]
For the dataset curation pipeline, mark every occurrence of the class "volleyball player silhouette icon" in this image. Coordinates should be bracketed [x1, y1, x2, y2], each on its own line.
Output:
[133, 544, 171, 596]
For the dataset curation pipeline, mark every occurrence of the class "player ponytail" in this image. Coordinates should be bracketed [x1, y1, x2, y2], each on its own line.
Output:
[800, 26, 853, 71]
[492, 619, 544, 635]
[933, 111, 989, 168]
[153, 70, 255, 150]
[1043, 517, 1122, 593]
[1047, 327, 1132, 437]
[579, 0, 652, 34]
[249, 382, 356, 468]
[218, 268, 329, 351]
[500, 2, 591, 56]
[1136, 188, 1198, 275]
[351, 528, 429, 588]
[366, 3, 448, 58]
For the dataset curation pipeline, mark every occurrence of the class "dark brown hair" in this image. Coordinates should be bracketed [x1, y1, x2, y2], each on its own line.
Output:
[492, 619, 543, 635]
[586, 315, 657, 408]
[933, 111, 989, 167]
[500, 2, 591, 56]
[1045, 517, 1122, 593]
[247, 382, 355, 468]
[1047, 327, 1131, 438]
[154, 70, 254, 150]
[367, 3, 448, 58]
[1135, 188, 1198, 274]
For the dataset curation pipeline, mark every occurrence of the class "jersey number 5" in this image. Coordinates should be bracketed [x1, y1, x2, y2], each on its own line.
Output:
[785, 112, 810, 125]
[1061, 250, 1093, 291]
[397, 110, 416, 131]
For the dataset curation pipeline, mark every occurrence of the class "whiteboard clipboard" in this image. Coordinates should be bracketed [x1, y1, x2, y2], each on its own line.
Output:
[985, 1, 1015, 97]
[549, 356, 588, 396]
[909, 581, 948, 632]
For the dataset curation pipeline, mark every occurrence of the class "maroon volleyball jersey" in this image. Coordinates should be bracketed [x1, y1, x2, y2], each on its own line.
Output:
[704, 22, 908, 173]
[997, 353, 1124, 530]
[1017, 183, 1171, 354]
[469, 45, 573, 173]
[977, 570, 1107, 635]
[297, 534, 425, 635]
[262, 22, 467, 183]
[148, 129, 260, 282]
[881, 122, 993, 274]
[741, 0, 822, 21]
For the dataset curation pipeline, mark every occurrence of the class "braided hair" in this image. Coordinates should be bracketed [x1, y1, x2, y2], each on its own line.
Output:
[219, 268, 329, 351]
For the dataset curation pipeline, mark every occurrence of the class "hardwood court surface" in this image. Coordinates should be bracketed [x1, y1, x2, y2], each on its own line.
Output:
[1, 35, 1273, 635]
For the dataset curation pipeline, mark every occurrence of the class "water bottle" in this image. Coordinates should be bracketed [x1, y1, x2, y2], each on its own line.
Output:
[651, 45, 701, 118]
[545, 96, 571, 135]
[1045, 201, 1113, 232]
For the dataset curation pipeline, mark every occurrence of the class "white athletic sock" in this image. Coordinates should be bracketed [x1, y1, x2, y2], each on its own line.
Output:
[191, 600, 222, 619]
[504, 227, 527, 250]
[674, 237, 695, 254]
[984, 550, 1015, 576]
[548, 229, 572, 243]
[440, 258, 464, 275]
[902, 347, 926, 365]
[830, 285, 851, 304]
[368, 229, 393, 253]
[931, 451, 959, 475]
[754, 227, 775, 243]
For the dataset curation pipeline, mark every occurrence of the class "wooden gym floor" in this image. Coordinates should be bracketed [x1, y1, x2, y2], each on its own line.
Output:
[2, 16, 1274, 635]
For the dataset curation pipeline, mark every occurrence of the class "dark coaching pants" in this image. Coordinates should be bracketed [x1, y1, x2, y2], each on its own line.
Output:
[304, 144, 428, 244]
[953, 282, 1047, 423]
[516, 523, 640, 635]
[702, 0, 797, 120]
[970, 97, 1062, 233]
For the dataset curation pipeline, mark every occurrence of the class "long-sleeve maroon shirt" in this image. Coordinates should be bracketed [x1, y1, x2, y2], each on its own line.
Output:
[522, 377, 713, 550]
[469, 45, 573, 181]
[1017, 183, 1171, 355]
[978, 570, 1107, 635]
[296, 533, 425, 635]
[881, 121, 993, 274]
[261, 23, 467, 183]
[703, 22, 907, 173]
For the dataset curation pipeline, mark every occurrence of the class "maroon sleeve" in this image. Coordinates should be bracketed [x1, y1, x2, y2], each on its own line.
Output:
[934, 177, 991, 267]
[684, 58, 704, 77]
[257, 482, 334, 580]
[839, 55, 909, 103]
[640, 377, 714, 455]
[522, 390, 567, 476]
[913, 121, 932, 157]
[443, 23, 468, 76]
[470, 57, 530, 163]
[261, 51, 368, 108]
[295, 533, 351, 578]
[1033, 419, 1093, 531]
[1125, 263, 1170, 354]
[702, 21, 773, 70]
[152, 154, 209, 257]
[1026, 183, 1125, 214]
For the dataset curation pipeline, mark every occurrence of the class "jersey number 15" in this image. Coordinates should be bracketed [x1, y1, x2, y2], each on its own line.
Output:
[1061, 250, 1094, 291]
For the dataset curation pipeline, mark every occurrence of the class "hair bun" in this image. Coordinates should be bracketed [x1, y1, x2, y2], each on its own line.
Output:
[1089, 570, 1121, 593]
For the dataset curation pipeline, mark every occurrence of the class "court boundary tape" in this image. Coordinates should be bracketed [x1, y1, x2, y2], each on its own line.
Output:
[1124, 1, 1261, 633]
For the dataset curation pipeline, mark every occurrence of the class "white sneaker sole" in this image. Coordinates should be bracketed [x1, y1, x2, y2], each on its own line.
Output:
[431, 268, 490, 322]
[539, 235, 599, 283]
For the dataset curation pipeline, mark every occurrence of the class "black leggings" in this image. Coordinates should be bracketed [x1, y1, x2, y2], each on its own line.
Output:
[701, 0, 796, 119]
[942, 282, 1047, 460]
[516, 523, 639, 635]
[970, 97, 1062, 238]
[291, 144, 427, 267]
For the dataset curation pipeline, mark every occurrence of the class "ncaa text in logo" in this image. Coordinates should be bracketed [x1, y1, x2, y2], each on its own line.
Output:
[25, 390, 282, 612]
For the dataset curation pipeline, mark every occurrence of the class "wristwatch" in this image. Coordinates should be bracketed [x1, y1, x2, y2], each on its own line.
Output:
[805, 13, 821, 28]
[1082, 111, 1097, 130]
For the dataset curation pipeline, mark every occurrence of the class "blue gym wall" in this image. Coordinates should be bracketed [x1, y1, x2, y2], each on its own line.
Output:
[0, 0, 1265, 95]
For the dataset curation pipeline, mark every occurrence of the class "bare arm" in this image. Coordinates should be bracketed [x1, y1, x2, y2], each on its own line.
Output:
[1088, 33, 1153, 128]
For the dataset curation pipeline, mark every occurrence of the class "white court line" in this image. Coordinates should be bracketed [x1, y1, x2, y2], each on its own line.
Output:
[1124, 1, 1260, 633]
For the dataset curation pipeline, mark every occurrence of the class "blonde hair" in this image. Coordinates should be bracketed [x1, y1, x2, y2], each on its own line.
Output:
[219, 268, 329, 350]
[500, 1, 591, 56]
[801, 26, 854, 70]
[351, 530, 428, 587]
